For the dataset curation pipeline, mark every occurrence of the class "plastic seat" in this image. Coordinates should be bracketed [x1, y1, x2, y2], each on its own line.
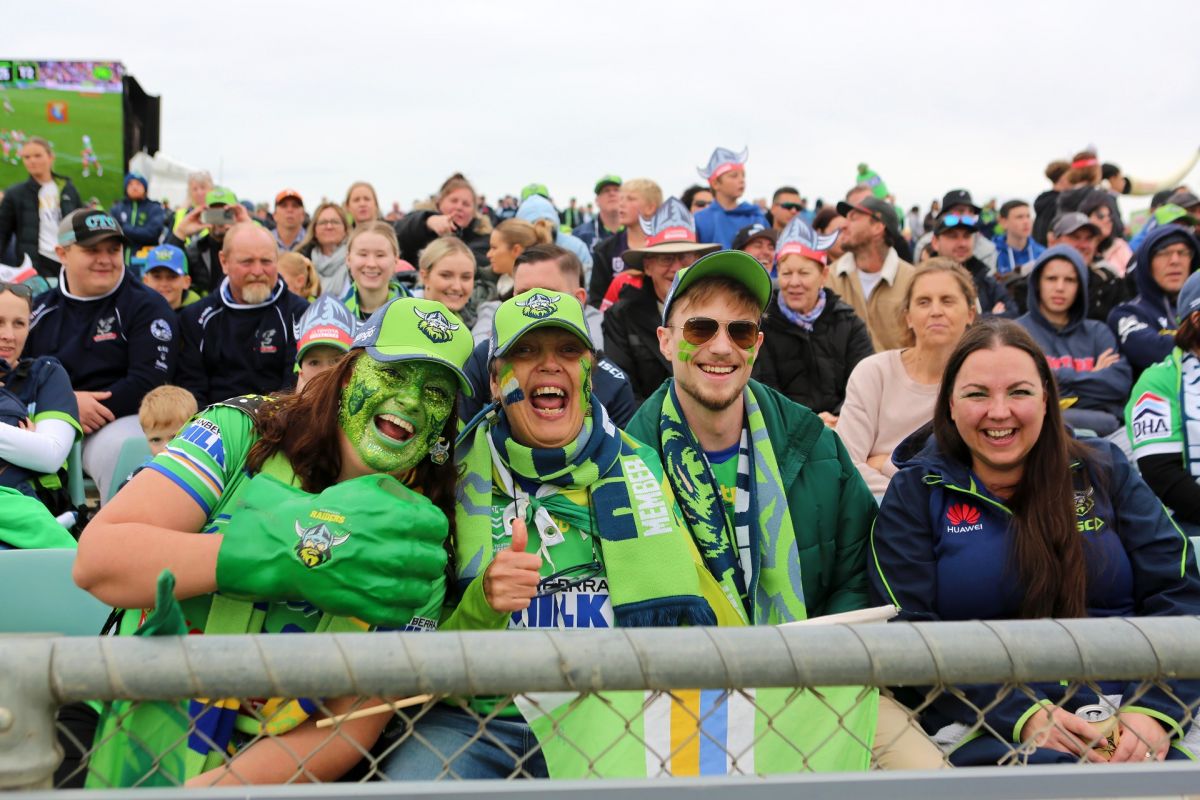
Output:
[104, 436, 153, 503]
[0, 549, 111, 635]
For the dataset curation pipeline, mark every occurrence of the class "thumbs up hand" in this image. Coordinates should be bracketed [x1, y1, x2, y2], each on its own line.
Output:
[483, 518, 543, 613]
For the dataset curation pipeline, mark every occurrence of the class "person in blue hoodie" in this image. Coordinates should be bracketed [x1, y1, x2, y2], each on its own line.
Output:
[692, 147, 770, 248]
[1107, 225, 1200, 376]
[1016, 246, 1131, 436]
[513, 194, 594, 280]
[870, 318, 1200, 766]
[109, 173, 165, 267]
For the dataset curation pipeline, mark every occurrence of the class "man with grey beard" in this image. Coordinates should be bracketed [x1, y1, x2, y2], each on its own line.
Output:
[175, 222, 309, 407]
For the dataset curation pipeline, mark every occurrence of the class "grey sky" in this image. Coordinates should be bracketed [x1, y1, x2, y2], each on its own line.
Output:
[13, 0, 1200, 214]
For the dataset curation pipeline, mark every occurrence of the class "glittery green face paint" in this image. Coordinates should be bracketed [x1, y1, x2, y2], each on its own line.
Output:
[578, 355, 593, 414]
[339, 357, 456, 474]
[677, 339, 699, 362]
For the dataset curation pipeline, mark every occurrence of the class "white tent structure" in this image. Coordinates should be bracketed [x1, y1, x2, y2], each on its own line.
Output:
[128, 151, 200, 208]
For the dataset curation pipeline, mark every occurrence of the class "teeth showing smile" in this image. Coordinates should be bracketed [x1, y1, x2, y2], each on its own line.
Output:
[700, 365, 735, 375]
[530, 385, 568, 416]
[532, 386, 565, 397]
[375, 412, 415, 443]
[984, 429, 1014, 439]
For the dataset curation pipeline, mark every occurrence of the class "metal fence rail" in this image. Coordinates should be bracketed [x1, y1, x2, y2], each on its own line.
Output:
[3, 617, 1200, 795]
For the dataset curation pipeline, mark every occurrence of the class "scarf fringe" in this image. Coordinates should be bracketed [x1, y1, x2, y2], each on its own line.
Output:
[614, 596, 718, 628]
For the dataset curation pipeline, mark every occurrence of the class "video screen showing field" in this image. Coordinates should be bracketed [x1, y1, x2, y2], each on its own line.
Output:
[0, 60, 124, 209]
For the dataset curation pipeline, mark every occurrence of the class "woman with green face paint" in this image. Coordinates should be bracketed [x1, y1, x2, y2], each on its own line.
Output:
[379, 289, 740, 781]
[74, 297, 474, 788]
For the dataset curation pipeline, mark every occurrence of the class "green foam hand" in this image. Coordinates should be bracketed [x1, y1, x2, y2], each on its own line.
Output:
[215, 472, 449, 627]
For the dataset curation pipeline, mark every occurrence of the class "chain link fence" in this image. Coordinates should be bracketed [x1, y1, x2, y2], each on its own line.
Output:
[3, 618, 1200, 796]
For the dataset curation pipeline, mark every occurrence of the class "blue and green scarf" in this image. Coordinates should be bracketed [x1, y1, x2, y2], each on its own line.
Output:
[456, 399, 716, 628]
[659, 381, 806, 625]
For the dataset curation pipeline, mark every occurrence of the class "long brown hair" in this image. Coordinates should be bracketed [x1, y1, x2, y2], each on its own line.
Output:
[245, 350, 460, 537]
[932, 318, 1091, 618]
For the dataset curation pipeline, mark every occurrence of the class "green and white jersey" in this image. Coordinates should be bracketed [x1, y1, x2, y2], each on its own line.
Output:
[1126, 350, 1188, 461]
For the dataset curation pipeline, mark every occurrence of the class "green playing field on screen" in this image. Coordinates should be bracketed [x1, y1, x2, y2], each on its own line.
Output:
[0, 60, 124, 209]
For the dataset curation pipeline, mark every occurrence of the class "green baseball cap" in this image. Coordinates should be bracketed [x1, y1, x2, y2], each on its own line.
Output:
[205, 186, 238, 207]
[520, 182, 550, 202]
[660, 250, 773, 325]
[350, 297, 474, 396]
[490, 289, 593, 360]
[1154, 203, 1200, 228]
[593, 174, 622, 195]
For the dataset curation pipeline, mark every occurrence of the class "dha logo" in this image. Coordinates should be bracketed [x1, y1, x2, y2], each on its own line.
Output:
[946, 503, 984, 533]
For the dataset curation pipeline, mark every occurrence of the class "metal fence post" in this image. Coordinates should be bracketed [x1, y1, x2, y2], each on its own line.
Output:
[0, 638, 59, 790]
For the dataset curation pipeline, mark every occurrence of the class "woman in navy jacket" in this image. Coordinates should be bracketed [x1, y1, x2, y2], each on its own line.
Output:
[870, 317, 1200, 766]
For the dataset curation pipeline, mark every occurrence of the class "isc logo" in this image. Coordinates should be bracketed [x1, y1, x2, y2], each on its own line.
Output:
[946, 503, 984, 533]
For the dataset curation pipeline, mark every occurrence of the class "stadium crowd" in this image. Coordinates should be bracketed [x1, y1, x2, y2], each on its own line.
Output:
[2, 134, 1200, 784]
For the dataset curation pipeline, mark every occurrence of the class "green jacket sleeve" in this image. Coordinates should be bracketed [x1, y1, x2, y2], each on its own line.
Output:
[439, 573, 511, 631]
[818, 429, 875, 615]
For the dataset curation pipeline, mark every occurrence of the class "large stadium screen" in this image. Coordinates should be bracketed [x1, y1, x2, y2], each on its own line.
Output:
[0, 60, 125, 208]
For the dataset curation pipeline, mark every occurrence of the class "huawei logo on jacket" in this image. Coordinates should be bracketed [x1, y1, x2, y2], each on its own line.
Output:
[946, 504, 983, 533]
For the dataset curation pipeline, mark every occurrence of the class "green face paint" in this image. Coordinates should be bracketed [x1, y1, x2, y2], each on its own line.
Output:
[497, 360, 524, 406]
[745, 343, 756, 367]
[339, 357, 456, 474]
[578, 355, 593, 414]
[677, 339, 698, 363]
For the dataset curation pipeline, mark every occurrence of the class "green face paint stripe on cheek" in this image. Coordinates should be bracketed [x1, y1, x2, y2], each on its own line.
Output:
[678, 339, 698, 362]
[499, 361, 524, 405]
[579, 357, 593, 413]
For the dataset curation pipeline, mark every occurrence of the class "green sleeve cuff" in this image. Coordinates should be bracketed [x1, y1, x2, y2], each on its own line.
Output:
[439, 575, 511, 632]
[32, 409, 84, 438]
[1012, 699, 1056, 743]
[1119, 705, 1186, 740]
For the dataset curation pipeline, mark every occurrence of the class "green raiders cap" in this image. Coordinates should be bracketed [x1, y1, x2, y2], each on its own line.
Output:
[205, 186, 238, 207]
[350, 297, 474, 396]
[490, 289, 593, 360]
[520, 182, 550, 202]
[593, 174, 622, 195]
[660, 249, 773, 325]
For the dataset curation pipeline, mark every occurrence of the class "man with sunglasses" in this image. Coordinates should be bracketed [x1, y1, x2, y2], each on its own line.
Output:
[826, 196, 916, 350]
[626, 251, 944, 768]
[914, 189, 999, 274]
[768, 187, 803, 235]
[602, 198, 718, 402]
[929, 210, 1015, 318]
[24, 209, 177, 502]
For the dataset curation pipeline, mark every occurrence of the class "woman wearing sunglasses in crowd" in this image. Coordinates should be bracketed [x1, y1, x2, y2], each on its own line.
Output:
[0, 281, 83, 522]
[837, 259, 977, 496]
[380, 289, 737, 781]
[870, 318, 1200, 765]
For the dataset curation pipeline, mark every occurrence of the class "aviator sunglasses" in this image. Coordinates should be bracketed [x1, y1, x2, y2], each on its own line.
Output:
[0, 282, 34, 300]
[669, 316, 760, 349]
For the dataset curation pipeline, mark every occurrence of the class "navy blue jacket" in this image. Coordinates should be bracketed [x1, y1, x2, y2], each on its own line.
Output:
[458, 338, 636, 428]
[26, 271, 177, 419]
[175, 278, 309, 407]
[1107, 225, 1200, 375]
[109, 198, 166, 254]
[870, 425, 1200, 743]
[1017, 246, 1131, 419]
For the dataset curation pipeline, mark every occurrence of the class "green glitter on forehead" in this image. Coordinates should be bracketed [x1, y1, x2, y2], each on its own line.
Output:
[339, 357, 456, 475]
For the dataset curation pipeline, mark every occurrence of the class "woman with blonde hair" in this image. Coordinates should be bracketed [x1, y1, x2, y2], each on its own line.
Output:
[343, 181, 382, 226]
[396, 173, 492, 268]
[837, 258, 978, 494]
[472, 218, 554, 341]
[417, 237, 477, 327]
[589, 177, 662, 307]
[341, 221, 408, 321]
[297, 201, 350, 295]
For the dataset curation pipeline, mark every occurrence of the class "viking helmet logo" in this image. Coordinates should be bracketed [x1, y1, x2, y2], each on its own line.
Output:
[295, 520, 350, 568]
[412, 306, 461, 343]
[514, 292, 560, 319]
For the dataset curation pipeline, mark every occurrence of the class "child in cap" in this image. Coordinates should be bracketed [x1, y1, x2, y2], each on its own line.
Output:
[141, 244, 200, 311]
[138, 385, 199, 456]
[294, 295, 357, 391]
[278, 252, 322, 301]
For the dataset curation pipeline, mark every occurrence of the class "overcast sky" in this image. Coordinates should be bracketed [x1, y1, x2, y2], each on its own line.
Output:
[12, 0, 1200, 215]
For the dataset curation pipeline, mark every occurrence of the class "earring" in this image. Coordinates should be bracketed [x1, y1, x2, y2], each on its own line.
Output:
[429, 437, 450, 466]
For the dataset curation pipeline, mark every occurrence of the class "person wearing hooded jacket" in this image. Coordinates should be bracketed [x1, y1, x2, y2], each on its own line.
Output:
[175, 224, 309, 408]
[109, 173, 165, 266]
[1016, 246, 1131, 436]
[1107, 225, 1200, 377]
[513, 194, 594, 281]
[871, 318, 1200, 766]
